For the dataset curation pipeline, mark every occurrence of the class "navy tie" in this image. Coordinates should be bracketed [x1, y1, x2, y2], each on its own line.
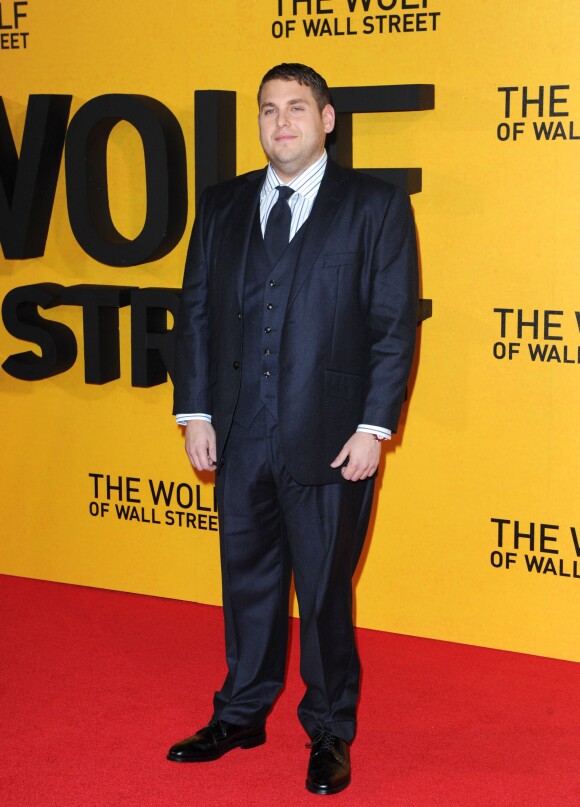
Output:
[264, 186, 295, 264]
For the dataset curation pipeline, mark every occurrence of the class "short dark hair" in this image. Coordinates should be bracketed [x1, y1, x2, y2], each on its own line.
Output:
[258, 63, 332, 111]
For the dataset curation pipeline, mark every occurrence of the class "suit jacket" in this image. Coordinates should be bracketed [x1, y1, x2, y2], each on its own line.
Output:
[173, 158, 418, 485]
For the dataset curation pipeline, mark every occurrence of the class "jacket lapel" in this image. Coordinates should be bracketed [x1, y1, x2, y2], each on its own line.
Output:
[287, 159, 350, 311]
[216, 160, 350, 310]
[216, 170, 264, 307]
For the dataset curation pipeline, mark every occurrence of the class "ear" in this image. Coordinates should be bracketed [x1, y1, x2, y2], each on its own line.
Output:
[322, 104, 335, 134]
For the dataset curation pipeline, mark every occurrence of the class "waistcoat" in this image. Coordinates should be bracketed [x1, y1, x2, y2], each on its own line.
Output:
[234, 213, 307, 427]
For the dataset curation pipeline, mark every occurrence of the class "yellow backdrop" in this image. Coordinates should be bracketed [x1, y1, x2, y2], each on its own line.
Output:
[1, 1, 579, 662]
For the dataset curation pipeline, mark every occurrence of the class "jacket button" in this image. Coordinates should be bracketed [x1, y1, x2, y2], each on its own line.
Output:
[237, 312, 242, 320]
[264, 327, 272, 333]
[263, 371, 271, 378]
[233, 361, 240, 369]
[264, 349, 271, 356]
[269, 280, 277, 287]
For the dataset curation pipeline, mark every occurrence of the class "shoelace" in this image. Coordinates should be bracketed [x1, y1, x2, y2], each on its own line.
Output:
[306, 729, 336, 752]
[206, 719, 226, 738]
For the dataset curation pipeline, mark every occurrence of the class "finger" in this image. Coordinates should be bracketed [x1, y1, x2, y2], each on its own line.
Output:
[208, 436, 217, 466]
[330, 445, 350, 468]
[187, 442, 210, 471]
[199, 447, 215, 471]
[362, 463, 378, 479]
[185, 445, 197, 469]
[343, 462, 375, 482]
[341, 462, 359, 481]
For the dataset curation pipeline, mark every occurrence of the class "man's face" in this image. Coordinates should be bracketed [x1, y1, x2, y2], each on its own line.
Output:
[258, 79, 335, 181]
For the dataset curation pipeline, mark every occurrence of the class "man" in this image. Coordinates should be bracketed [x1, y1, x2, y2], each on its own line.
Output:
[168, 63, 418, 795]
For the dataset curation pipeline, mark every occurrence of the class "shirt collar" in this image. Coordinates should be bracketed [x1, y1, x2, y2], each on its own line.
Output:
[261, 150, 328, 201]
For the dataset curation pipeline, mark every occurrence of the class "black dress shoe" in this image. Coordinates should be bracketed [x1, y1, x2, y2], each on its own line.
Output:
[305, 730, 351, 795]
[167, 719, 266, 762]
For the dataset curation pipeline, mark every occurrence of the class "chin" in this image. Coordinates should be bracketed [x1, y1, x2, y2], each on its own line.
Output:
[271, 153, 297, 169]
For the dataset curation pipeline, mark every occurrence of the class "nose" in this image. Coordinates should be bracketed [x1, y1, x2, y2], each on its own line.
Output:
[276, 110, 289, 128]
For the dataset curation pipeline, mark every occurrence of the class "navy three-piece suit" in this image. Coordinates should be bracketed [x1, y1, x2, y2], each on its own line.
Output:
[173, 157, 418, 742]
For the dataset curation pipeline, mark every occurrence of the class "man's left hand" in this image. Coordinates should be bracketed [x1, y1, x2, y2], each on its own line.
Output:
[330, 432, 382, 481]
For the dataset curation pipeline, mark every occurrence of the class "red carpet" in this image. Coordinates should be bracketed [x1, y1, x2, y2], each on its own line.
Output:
[1, 575, 579, 806]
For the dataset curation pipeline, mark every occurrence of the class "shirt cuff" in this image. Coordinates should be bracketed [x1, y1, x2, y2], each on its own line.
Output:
[356, 424, 391, 440]
[175, 413, 212, 426]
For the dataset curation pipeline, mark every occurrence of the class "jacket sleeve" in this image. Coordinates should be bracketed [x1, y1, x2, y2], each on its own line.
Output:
[361, 186, 419, 433]
[172, 189, 213, 416]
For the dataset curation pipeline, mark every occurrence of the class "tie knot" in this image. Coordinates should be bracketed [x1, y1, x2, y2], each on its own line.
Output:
[276, 185, 295, 202]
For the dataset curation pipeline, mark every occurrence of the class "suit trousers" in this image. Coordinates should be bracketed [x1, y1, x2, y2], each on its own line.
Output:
[213, 408, 374, 743]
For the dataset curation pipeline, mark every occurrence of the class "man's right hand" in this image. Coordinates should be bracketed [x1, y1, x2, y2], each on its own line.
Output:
[184, 420, 217, 472]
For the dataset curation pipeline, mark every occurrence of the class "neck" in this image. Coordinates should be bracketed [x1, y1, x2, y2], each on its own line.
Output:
[270, 150, 326, 184]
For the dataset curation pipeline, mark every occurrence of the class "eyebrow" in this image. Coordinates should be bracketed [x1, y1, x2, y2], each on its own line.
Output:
[260, 97, 310, 110]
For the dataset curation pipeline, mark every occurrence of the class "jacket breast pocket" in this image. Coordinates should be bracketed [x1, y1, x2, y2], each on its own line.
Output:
[324, 369, 364, 400]
[322, 251, 362, 269]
